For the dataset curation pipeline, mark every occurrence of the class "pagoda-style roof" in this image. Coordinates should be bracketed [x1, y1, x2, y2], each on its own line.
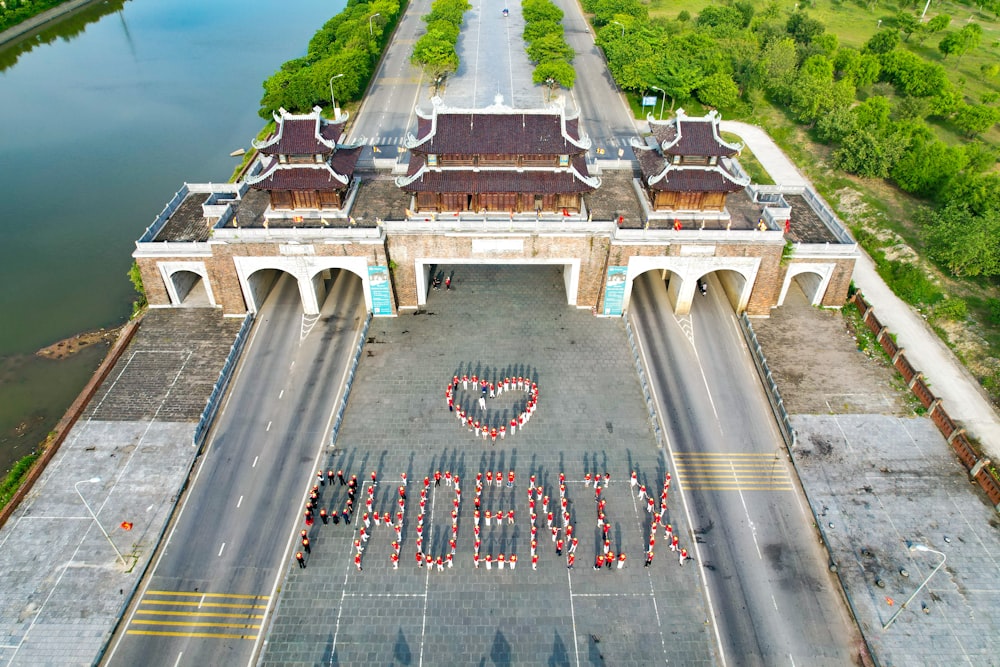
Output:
[397, 154, 598, 193]
[649, 109, 741, 157]
[247, 146, 363, 190]
[633, 141, 748, 193]
[404, 99, 591, 155]
[252, 107, 345, 156]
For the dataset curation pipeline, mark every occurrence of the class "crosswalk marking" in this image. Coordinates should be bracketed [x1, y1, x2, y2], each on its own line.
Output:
[125, 590, 270, 641]
[674, 452, 794, 491]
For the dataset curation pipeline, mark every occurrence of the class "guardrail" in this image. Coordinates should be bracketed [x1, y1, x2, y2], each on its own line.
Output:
[624, 315, 664, 449]
[193, 312, 254, 448]
[328, 311, 374, 448]
[737, 312, 797, 449]
[851, 292, 1000, 511]
[801, 187, 855, 245]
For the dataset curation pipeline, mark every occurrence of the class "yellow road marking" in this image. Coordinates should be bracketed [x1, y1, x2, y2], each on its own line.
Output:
[125, 630, 256, 640]
[131, 620, 260, 629]
[135, 610, 264, 619]
[139, 600, 268, 609]
[145, 590, 269, 599]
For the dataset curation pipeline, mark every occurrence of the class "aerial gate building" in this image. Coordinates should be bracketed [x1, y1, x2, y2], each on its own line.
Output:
[132, 103, 858, 320]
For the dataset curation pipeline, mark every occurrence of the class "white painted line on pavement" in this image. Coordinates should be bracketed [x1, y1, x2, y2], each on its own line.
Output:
[252, 456, 259, 469]
[566, 568, 581, 667]
[278, 390, 284, 399]
[266, 421, 272, 432]
[734, 462, 762, 560]
[174, 651, 183, 667]
[218, 543, 226, 557]
[237, 496, 244, 509]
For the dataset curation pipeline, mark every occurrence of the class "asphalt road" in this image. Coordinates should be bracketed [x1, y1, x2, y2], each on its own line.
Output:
[347, 0, 430, 147]
[349, 0, 638, 155]
[104, 272, 365, 667]
[629, 272, 857, 666]
[551, 0, 638, 153]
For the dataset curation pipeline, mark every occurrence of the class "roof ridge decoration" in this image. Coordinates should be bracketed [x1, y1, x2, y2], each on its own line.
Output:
[251, 106, 346, 152]
[647, 108, 743, 155]
[403, 100, 589, 151]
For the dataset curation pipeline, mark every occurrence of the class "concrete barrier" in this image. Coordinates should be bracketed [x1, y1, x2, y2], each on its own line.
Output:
[193, 312, 254, 447]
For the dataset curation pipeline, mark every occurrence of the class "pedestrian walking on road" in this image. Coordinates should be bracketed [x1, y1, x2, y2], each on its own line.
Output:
[679, 548, 690, 566]
[645, 550, 654, 567]
[355, 553, 362, 571]
[567, 553, 575, 569]
[338, 470, 346, 486]
[618, 552, 626, 569]
[301, 537, 311, 554]
[295, 551, 306, 568]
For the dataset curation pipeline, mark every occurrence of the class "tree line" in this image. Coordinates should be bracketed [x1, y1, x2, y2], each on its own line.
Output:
[411, 0, 471, 90]
[258, 0, 402, 119]
[522, 0, 576, 96]
[587, 0, 1000, 278]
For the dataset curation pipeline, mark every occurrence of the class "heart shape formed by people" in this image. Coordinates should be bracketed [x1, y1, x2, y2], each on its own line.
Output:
[445, 375, 538, 443]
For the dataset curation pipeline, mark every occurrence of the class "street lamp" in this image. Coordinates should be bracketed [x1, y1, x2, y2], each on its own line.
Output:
[369, 12, 381, 36]
[649, 85, 666, 120]
[610, 20, 625, 37]
[882, 542, 946, 631]
[329, 73, 344, 120]
[74, 478, 127, 567]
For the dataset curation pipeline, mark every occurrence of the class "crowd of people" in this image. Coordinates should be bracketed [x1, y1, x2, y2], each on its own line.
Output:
[445, 374, 539, 442]
[293, 466, 692, 572]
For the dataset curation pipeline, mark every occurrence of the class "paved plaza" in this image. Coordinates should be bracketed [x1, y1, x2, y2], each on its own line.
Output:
[260, 265, 715, 666]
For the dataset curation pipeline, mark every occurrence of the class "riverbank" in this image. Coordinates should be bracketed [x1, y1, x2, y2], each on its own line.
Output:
[0, 0, 102, 47]
[36, 324, 125, 360]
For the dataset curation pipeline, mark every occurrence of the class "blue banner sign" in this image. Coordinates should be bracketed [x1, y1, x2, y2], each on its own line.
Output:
[603, 266, 627, 316]
[368, 265, 393, 315]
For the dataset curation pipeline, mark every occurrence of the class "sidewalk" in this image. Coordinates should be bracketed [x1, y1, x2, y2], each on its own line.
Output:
[722, 119, 1000, 459]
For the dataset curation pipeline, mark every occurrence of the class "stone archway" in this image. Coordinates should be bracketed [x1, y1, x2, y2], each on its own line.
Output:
[159, 262, 216, 307]
[621, 256, 760, 315]
[233, 256, 374, 315]
[778, 263, 834, 307]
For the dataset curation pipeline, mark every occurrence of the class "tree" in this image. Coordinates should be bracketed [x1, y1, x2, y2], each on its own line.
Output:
[533, 59, 576, 91]
[785, 11, 825, 44]
[891, 131, 968, 197]
[895, 11, 920, 41]
[951, 103, 1000, 138]
[834, 128, 908, 179]
[863, 28, 900, 55]
[524, 19, 563, 43]
[757, 37, 798, 102]
[923, 203, 1000, 277]
[938, 24, 982, 62]
[527, 33, 574, 64]
[695, 72, 741, 109]
[412, 28, 459, 78]
[653, 56, 703, 110]
[522, 0, 562, 23]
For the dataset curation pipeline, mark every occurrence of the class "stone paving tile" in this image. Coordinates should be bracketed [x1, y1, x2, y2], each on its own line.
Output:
[85, 309, 243, 422]
[261, 265, 715, 666]
[792, 414, 1000, 667]
[0, 309, 239, 667]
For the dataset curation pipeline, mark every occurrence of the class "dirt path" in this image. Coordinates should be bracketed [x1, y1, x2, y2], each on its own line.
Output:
[751, 286, 910, 416]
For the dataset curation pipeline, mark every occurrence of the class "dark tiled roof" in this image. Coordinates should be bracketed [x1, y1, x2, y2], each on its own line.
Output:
[400, 165, 595, 194]
[414, 112, 584, 155]
[650, 167, 745, 193]
[636, 148, 667, 181]
[259, 117, 343, 156]
[652, 117, 735, 157]
[636, 147, 744, 193]
[249, 147, 362, 191]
